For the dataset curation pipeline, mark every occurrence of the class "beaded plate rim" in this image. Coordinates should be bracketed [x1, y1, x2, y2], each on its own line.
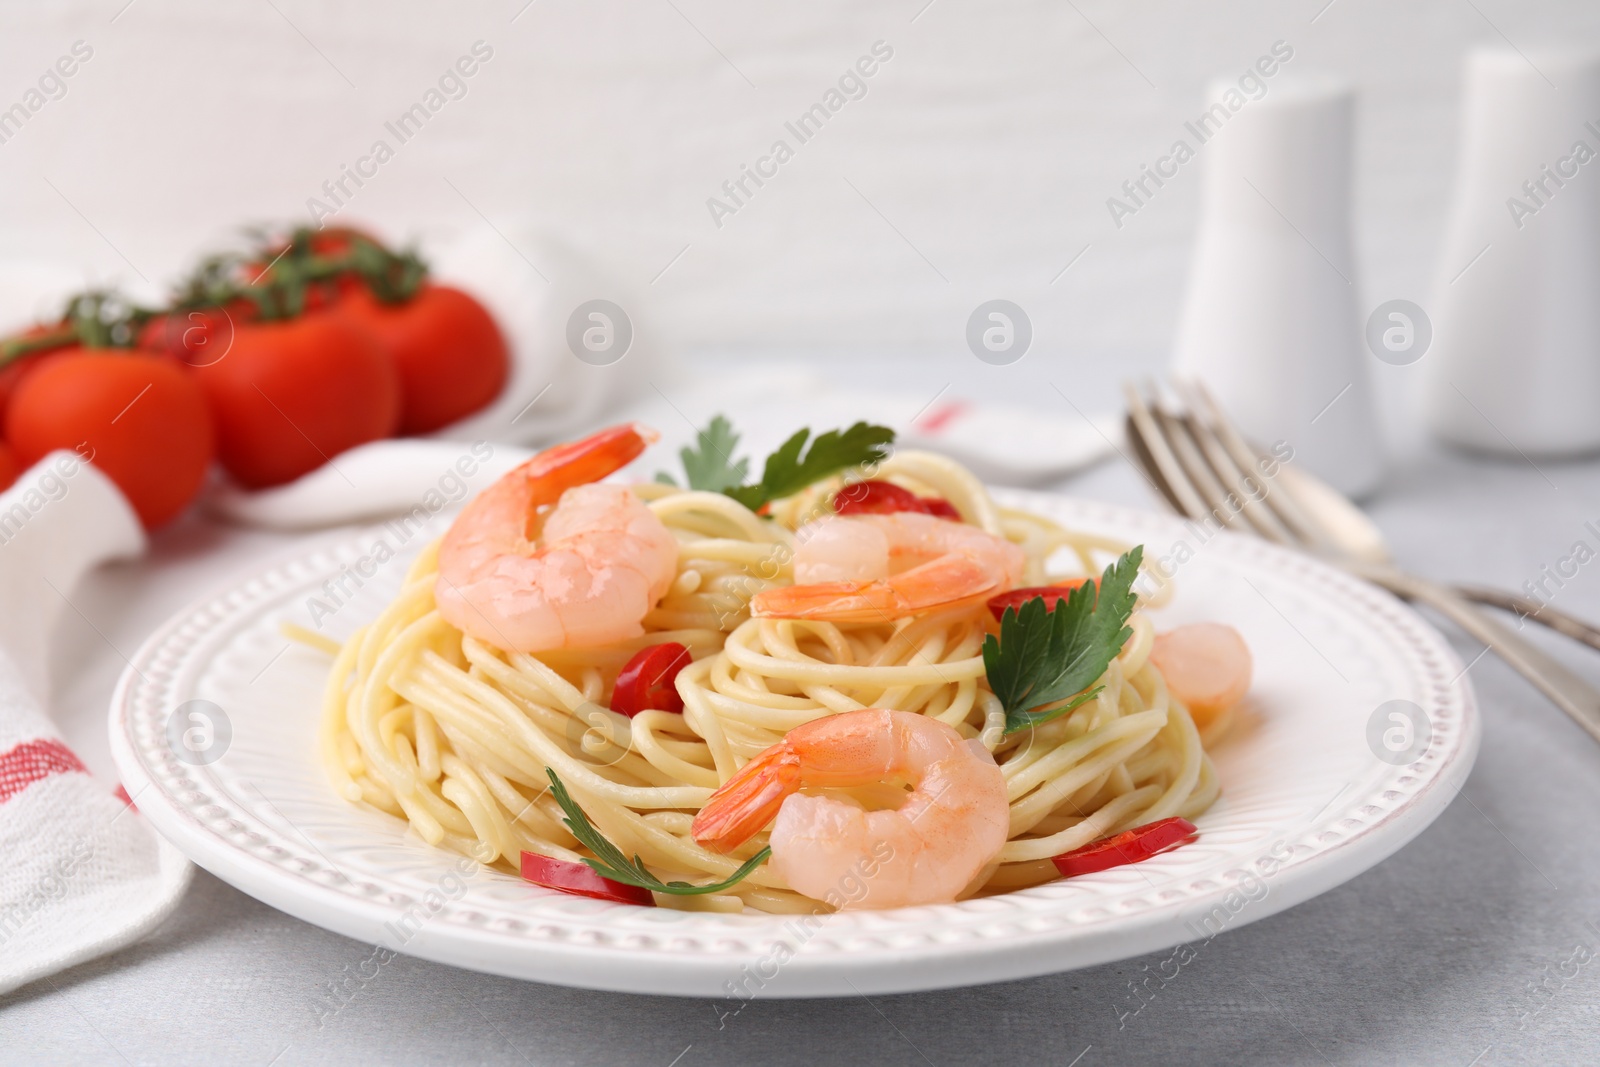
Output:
[108, 490, 1478, 997]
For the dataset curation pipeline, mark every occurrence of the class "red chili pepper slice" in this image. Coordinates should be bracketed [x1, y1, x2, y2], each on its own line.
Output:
[985, 579, 1095, 622]
[1050, 817, 1198, 879]
[831, 479, 960, 520]
[520, 851, 654, 905]
[833, 479, 923, 515]
[611, 642, 692, 717]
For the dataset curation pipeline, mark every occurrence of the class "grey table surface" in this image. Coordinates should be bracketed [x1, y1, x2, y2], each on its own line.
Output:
[5, 357, 1600, 1067]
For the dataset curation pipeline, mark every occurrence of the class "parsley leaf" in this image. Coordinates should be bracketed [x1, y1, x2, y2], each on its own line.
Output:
[545, 768, 770, 896]
[982, 546, 1144, 735]
[655, 415, 896, 512]
[724, 421, 895, 512]
[656, 414, 749, 492]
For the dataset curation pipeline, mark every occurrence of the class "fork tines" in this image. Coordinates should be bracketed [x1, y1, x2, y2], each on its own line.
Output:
[1122, 379, 1329, 553]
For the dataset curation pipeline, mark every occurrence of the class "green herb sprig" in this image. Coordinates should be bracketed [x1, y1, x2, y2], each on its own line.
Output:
[545, 768, 770, 896]
[726, 422, 895, 512]
[659, 415, 895, 513]
[983, 546, 1144, 735]
[655, 414, 748, 492]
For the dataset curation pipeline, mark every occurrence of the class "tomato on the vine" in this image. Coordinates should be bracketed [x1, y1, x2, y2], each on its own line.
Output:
[5, 351, 214, 527]
[241, 264, 362, 315]
[0, 352, 64, 426]
[192, 311, 400, 489]
[137, 302, 248, 368]
[265, 224, 381, 262]
[251, 225, 407, 314]
[338, 284, 509, 434]
[0, 325, 82, 426]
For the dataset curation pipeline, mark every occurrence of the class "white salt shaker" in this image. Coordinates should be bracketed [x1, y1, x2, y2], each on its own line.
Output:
[1171, 76, 1384, 498]
[1423, 46, 1600, 457]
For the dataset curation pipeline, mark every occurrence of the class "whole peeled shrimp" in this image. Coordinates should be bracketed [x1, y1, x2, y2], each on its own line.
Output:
[692, 709, 1010, 909]
[751, 512, 1026, 621]
[434, 423, 678, 653]
[1148, 622, 1252, 728]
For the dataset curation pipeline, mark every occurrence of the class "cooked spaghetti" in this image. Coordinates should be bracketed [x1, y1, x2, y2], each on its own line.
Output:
[316, 435, 1230, 914]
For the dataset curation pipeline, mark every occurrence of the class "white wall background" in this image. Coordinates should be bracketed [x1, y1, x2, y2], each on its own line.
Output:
[0, 0, 1596, 368]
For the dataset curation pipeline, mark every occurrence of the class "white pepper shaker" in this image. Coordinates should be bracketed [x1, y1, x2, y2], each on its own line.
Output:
[1172, 75, 1383, 498]
[1423, 46, 1600, 457]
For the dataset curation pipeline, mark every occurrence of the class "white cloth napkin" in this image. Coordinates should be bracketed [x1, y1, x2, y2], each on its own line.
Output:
[0, 452, 191, 996]
[206, 438, 533, 531]
[425, 226, 660, 447]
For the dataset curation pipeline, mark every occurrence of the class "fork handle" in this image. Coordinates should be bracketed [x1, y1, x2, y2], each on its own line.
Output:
[1354, 564, 1600, 746]
[1447, 584, 1600, 653]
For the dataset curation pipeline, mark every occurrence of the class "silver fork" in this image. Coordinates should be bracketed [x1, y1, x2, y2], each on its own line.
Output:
[1124, 378, 1600, 746]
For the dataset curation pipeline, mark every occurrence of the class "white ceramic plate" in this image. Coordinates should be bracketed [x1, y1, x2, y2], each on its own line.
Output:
[108, 491, 1478, 998]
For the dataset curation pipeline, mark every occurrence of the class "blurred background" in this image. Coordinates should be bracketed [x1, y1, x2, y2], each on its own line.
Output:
[3, 0, 1592, 438]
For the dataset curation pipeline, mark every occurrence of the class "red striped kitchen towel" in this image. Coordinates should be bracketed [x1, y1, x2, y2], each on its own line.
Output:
[0, 452, 190, 996]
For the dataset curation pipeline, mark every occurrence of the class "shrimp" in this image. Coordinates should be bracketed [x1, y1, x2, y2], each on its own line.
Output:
[434, 423, 678, 653]
[1148, 622, 1253, 727]
[751, 512, 1026, 622]
[691, 709, 1009, 909]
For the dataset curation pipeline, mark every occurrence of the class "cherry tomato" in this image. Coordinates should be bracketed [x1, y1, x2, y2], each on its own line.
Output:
[0, 352, 66, 427]
[248, 226, 381, 312]
[338, 284, 509, 434]
[0, 359, 29, 420]
[0, 326, 82, 425]
[303, 272, 367, 313]
[6, 351, 214, 527]
[519, 851, 654, 906]
[266, 224, 382, 261]
[0, 441, 19, 492]
[137, 302, 248, 368]
[240, 266, 364, 315]
[985, 580, 1094, 622]
[611, 642, 692, 717]
[1051, 817, 1198, 878]
[832, 479, 961, 520]
[191, 312, 399, 489]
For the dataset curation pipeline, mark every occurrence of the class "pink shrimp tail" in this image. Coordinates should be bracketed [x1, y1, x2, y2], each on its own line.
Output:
[515, 423, 657, 515]
[691, 743, 802, 854]
[749, 556, 1003, 621]
[434, 422, 674, 653]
